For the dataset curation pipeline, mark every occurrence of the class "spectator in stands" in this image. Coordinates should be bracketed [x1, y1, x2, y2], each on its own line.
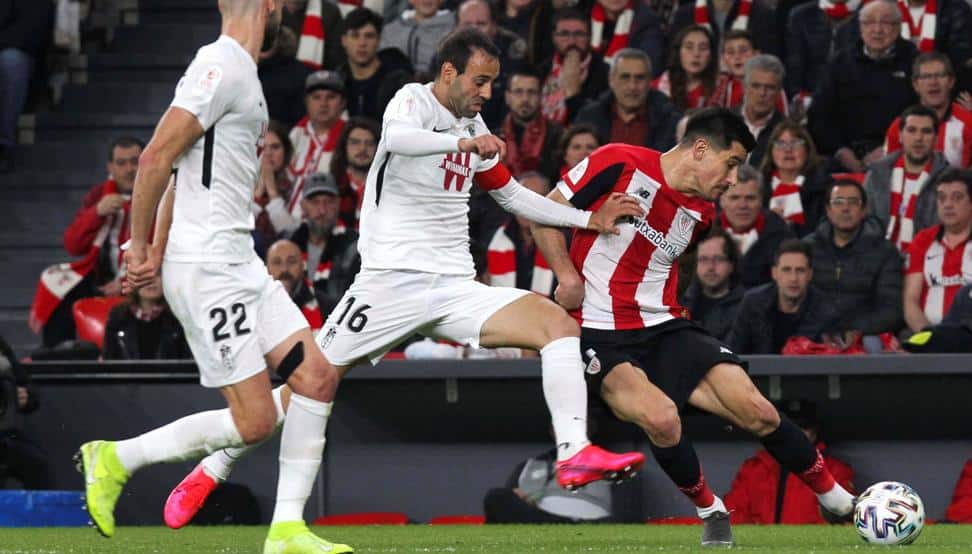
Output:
[0, 0, 53, 173]
[759, 120, 831, 236]
[737, 54, 787, 167]
[808, 0, 918, 172]
[539, 8, 610, 126]
[457, 0, 528, 128]
[575, 48, 681, 152]
[587, 0, 666, 73]
[283, 70, 348, 235]
[896, 0, 972, 92]
[329, 116, 379, 231]
[266, 239, 325, 330]
[730, 239, 839, 354]
[680, 226, 745, 342]
[287, 0, 345, 70]
[946, 458, 972, 523]
[784, 0, 861, 100]
[102, 275, 191, 361]
[652, 25, 718, 112]
[670, 0, 779, 57]
[903, 283, 972, 352]
[804, 179, 904, 345]
[254, 120, 295, 254]
[339, 8, 414, 122]
[865, 105, 949, 253]
[557, 123, 602, 178]
[884, 53, 972, 169]
[499, 68, 563, 182]
[497, 0, 553, 65]
[380, 0, 455, 76]
[725, 399, 855, 524]
[712, 30, 754, 109]
[903, 169, 972, 332]
[719, 164, 795, 287]
[259, 27, 311, 128]
[32, 137, 144, 347]
[486, 172, 557, 297]
[287, 173, 360, 318]
[0, 334, 49, 489]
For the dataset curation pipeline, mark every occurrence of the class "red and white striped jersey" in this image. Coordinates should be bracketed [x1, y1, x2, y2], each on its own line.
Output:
[557, 144, 715, 330]
[885, 102, 972, 168]
[907, 224, 972, 324]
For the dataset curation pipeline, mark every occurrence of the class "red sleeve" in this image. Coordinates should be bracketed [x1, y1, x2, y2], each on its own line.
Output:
[946, 460, 972, 523]
[63, 183, 109, 256]
[474, 162, 513, 191]
[558, 145, 631, 210]
[724, 457, 761, 524]
[885, 118, 901, 154]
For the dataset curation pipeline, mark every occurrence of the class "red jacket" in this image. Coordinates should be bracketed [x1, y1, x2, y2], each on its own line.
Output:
[63, 179, 130, 259]
[946, 459, 972, 523]
[724, 444, 855, 524]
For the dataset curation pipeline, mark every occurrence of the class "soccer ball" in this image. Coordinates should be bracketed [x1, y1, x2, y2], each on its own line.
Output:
[854, 481, 925, 545]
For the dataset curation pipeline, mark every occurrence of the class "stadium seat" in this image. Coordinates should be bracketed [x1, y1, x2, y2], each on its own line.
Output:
[72, 296, 125, 350]
[645, 516, 701, 525]
[428, 515, 486, 525]
[313, 512, 410, 526]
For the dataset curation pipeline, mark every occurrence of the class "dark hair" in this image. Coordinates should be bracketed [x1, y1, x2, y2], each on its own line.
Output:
[934, 167, 972, 199]
[759, 119, 820, 184]
[667, 24, 718, 112]
[701, 225, 740, 269]
[722, 29, 754, 49]
[329, 116, 380, 183]
[506, 64, 543, 89]
[108, 136, 145, 161]
[898, 104, 940, 135]
[343, 7, 383, 34]
[774, 238, 813, 268]
[266, 119, 293, 168]
[680, 107, 756, 152]
[551, 7, 589, 29]
[557, 123, 602, 165]
[826, 178, 868, 208]
[435, 27, 501, 76]
[913, 51, 954, 78]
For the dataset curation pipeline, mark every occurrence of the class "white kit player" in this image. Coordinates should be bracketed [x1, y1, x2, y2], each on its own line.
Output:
[74, 1, 352, 553]
[160, 27, 647, 528]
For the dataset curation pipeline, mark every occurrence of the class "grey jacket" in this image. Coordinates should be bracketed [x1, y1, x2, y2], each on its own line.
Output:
[864, 151, 950, 237]
[379, 10, 455, 74]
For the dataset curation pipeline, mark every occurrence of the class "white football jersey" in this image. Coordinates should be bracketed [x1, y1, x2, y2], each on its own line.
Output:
[165, 35, 268, 264]
[358, 83, 499, 276]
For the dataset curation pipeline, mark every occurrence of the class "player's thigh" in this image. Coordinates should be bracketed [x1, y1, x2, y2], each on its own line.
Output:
[162, 259, 268, 389]
[692, 362, 780, 435]
[317, 269, 432, 367]
[600, 362, 680, 437]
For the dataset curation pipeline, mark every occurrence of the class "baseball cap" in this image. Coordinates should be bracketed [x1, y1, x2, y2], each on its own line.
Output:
[302, 172, 340, 199]
[305, 70, 346, 95]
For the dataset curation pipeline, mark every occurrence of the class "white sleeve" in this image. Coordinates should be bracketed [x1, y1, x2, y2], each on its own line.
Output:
[384, 121, 461, 156]
[170, 56, 234, 130]
[265, 197, 301, 235]
[488, 178, 591, 229]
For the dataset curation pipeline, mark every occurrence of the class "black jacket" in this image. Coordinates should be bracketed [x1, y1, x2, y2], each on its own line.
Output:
[741, 109, 785, 169]
[0, 335, 37, 414]
[0, 0, 53, 56]
[680, 282, 745, 343]
[670, 0, 780, 57]
[803, 216, 904, 335]
[102, 303, 192, 361]
[784, 4, 860, 97]
[930, 0, 972, 90]
[575, 89, 682, 152]
[290, 224, 361, 317]
[728, 283, 840, 354]
[341, 48, 414, 122]
[724, 209, 796, 288]
[539, 52, 610, 124]
[259, 54, 312, 128]
[808, 38, 918, 156]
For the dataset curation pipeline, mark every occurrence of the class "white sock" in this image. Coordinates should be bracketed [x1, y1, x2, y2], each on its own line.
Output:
[539, 336, 591, 461]
[201, 386, 287, 483]
[114, 409, 245, 475]
[697, 495, 728, 519]
[818, 483, 856, 515]
[271, 393, 331, 524]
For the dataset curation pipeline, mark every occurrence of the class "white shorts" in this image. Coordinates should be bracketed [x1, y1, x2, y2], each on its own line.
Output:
[163, 257, 309, 388]
[317, 269, 530, 366]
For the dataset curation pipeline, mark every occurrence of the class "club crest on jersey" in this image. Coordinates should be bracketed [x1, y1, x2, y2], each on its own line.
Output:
[439, 152, 473, 191]
[467, 125, 476, 136]
[674, 210, 695, 240]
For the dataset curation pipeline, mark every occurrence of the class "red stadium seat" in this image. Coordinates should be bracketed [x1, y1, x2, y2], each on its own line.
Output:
[72, 296, 126, 350]
[645, 516, 701, 525]
[312, 512, 410, 526]
[830, 172, 866, 185]
[428, 515, 486, 525]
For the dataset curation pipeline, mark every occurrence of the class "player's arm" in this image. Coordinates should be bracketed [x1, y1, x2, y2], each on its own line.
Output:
[902, 272, 930, 333]
[531, 188, 586, 310]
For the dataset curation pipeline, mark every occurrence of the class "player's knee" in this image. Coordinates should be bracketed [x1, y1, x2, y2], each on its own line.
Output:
[638, 401, 681, 446]
[237, 411, 276, 445]
[287, 354, 339, 402]
[542, 308, 580, 343]
[743, 394, 780, 436]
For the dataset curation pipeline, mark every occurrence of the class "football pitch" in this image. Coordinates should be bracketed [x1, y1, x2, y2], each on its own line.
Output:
[2, 524, 972, 553]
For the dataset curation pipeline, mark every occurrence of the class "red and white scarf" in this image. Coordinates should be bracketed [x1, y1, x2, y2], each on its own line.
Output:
[819, 0, 862, 20]
[501, 114, 548, 177]
[297, 0, 325, 69]
[769, 171, 806, 225]
[884, 103, 972, 168]
[695, 0, 752, 31]
[719, 210, 765, 255]
[29, 180, 130, 332]
[591, 1, 635, 64]
[542, 53, 590, 125]
[898, 0, 937, 53]
[886, 155, 932, 251]
[287, 117, 347, 218]
[486, 225, 555, 296]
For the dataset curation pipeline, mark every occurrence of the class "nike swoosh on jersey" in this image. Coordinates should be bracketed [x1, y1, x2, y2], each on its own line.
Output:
[433, 126, 451, 132]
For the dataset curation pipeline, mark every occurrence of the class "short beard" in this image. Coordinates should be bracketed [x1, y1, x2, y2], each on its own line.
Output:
[906, 151, 929, 167]
[308, 219, 332, 238]
[349, 160, 371, 173]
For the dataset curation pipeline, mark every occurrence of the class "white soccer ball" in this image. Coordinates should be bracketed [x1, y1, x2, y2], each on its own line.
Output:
[854, 481, 925, 545]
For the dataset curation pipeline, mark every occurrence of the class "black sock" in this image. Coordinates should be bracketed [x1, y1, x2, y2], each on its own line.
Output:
[759, 414, 817, 474]
[650, 437, 702, 489]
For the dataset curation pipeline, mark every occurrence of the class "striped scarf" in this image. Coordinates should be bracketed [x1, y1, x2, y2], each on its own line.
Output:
[695, 0, 752, 31]
[591, 1, 635, 64]
[819, 0, 862, 19]
[898, 0, 937, 53]
[720, 210, 765, 255]
[486, 224, 555, 296]
[296, 0, 325, 69]
[542, 53, 590, 125]
[886, 155, 931, 251]
[769, 171, 806, 225]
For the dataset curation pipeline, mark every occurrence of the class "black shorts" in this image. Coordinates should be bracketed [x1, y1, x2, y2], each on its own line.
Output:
[580, 319, 745, 411]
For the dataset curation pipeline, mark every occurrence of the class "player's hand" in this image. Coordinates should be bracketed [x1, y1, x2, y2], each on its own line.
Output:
[554, 276, 585, 311]
[123, 242, 162, 294]
[587, 192, 645, 234]
[458, 134, 506, 160]
[96, 193, 126, 216]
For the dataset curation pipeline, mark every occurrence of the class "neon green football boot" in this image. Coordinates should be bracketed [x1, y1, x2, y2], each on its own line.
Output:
[74, 440, 129, 537]
[263, 521, 354, 553]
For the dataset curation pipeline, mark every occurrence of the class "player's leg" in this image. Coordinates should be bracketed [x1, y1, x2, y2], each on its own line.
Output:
[688, 362, 856, 518]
